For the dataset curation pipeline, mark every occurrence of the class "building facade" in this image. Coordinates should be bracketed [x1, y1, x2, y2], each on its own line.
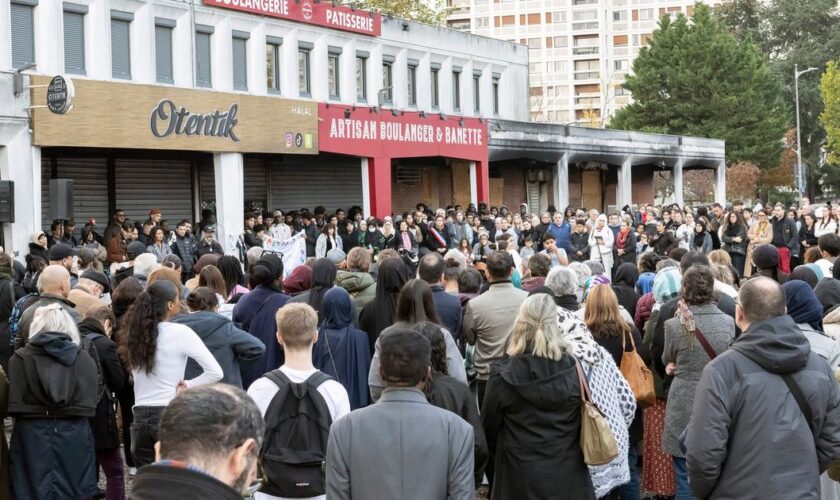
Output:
[0, 0, 528, 256]
[447, 0, 724, 126]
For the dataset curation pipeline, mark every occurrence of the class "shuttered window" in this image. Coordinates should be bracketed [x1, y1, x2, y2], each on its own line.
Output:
[195, 27, 213, 88]
[110, 14, 131, 79]
[232, 31, 248, 91]
[11, 1, 35, 69]
[63, 7, 86, 75]
[155, 21, 174, 84]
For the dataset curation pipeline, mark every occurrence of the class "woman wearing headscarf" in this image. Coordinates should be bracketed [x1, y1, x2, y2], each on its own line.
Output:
[783, 280, 840, 368]
[232, 256, 290, 388]
[612, 262, 641, 320]
[789, 265, 820, 289]
[289, 258, 358, 325]
[312, 287, 371, 410]
[688, 220, 713, 255]
[359, 258, 411, 351]
[282, 265, 312, 297]
[817, 278, 840, 341]
[662, 266, 734, 499]
[588, 214, 614, 273]
[613, 219, 637, 271]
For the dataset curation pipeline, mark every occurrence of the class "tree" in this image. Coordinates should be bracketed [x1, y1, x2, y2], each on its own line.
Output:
[346, 0, 449, 26]
[821, 60, 840, 165]
[718, 0, 840, 198]
[610, 4, 787, 168]
[727, 162, 761, 201]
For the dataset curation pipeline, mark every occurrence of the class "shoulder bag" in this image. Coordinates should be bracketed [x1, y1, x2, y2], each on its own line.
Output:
[692, 327, 718, 360]
[621, 331, 656, 408]
[575, 359, 619, 465]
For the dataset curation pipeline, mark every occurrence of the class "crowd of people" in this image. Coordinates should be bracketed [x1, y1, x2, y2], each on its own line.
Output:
[1, 197, 840, 499]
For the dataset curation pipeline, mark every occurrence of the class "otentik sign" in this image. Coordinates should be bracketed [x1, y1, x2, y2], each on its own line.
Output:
[203, 0, 381, 36]
[318, 103, 487, 161]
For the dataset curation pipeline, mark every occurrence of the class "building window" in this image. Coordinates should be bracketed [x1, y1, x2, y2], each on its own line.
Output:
[452, 69, 461, 112]
[63, 5, 87, 75]
[492, 76, 500, 116]
[528, 62, 542, 74]
[551, 11, 566, 23]
[382, 58, 393, 104]
[195, 26, 213, 87]
[407, 62, 417, 106]
[572, 10, 597, 21]
[473, 73, 481, 113]
[232, 31, 249, 91]
[614, 59, 628, 71]
[475, 17, 489, 28]
[155, 20, 174, 84]
[612, 10, 626, 22]
[639, 8, 654, 21]
[266, 36, 282, 93]
[110, 13, 132, 79]
[526, 37, 542, 49]
[10, 1, 35, 69]
[356, 53, 368, 102]
[431, 66, 440, 109]
[298, 42, 312, 96]
[553, 36, 568, 48]
[328, 47, 341, 100]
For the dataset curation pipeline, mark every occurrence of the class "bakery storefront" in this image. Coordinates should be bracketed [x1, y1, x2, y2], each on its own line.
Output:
[317, 103, 490, 217]
[31, 76, 317, 250]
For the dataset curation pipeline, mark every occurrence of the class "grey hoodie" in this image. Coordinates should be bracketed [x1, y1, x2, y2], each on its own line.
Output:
[685, 315, 840, 500]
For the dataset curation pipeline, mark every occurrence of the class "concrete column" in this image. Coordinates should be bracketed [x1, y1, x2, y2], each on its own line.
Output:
[361, 158, 371, 218]
[367, 157, 391, 218]
[0, 130, 40, 259]
[673, 158, 684, 208]
[617, 156, 633, 211]
[213, 152, 244, 256]
[553, 153, 569, 211]
[469, 161, 478, 206]
[715, 161, 727, 206]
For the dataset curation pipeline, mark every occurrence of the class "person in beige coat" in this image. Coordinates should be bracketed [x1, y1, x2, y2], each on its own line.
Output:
[68, 271, 109, 317]
[461, 250, 527, 408]
[744, 210, 773, 277]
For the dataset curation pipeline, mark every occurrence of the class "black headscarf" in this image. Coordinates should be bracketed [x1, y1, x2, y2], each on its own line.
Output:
[612, 262, 641, 319]
[790, 265, 819, 289]
[816, 278, 840, 316]
[309, 258, 338, 323]
[359, 258, 411, 351]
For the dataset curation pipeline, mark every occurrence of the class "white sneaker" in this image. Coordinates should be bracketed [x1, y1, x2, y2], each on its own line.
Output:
[128, 467, 138, 477]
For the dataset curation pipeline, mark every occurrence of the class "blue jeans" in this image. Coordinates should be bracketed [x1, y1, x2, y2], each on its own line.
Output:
[620, 444, 640, 500]
[672, 456, 695, 500]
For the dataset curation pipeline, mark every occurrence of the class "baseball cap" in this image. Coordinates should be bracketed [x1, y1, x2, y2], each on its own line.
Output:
[48, 243, 78, 261]
[81, 269, 111, 294]
[127, 241, 147, 260]
[150, 208, 162, 216]
[203, 225, 216, 233]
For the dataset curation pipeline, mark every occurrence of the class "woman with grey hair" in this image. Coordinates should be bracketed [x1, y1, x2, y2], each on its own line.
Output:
[568, 261, 592, 303]
[545, 266, 580, 311]
[8, 304, 100, 499]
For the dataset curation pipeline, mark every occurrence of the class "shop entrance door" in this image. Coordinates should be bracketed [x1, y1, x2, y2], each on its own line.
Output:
[580, 170, 603, 212]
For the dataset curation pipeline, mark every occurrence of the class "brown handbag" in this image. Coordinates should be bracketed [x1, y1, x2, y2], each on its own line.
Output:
[575, 359, 619, 466]
[620, 331, 656, 408]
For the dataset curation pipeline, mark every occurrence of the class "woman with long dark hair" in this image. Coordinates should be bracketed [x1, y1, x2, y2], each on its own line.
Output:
[120, 280, 222, 466]
[217, 255, 249, 303]
[720, 211, 748, 278]
[415, 321, 488, 488]
[359, 258, 411, 350]
[316, 223, 343, 259]
[367, 279, 466, 401]
[145, 227, 172, 263]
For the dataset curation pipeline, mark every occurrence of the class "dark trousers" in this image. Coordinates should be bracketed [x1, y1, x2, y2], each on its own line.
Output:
[96, 447, 125, 500]
[130, 406, 165, 467]
[729, 252, 746, 278]
[117, 385, 135, 467]
[476, 379, 488, 412]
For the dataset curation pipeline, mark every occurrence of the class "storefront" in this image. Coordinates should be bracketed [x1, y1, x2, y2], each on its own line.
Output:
[317, 103, 490, 217]
[30, 76, 317, 250]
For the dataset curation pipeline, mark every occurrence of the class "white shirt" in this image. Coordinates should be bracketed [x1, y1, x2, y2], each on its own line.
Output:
[269, 223, 292, 243]
[816, 258, 835, 280]
[248, 366, 351, 500]
[132, 322, 223, 407]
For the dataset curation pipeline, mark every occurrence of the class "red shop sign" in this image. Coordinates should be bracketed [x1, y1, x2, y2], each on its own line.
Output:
[203, 0, 381, 36]
[318, 103, 488, 162]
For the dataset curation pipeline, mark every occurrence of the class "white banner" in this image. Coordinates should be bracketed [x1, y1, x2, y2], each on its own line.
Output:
[263, 231, 307, 278]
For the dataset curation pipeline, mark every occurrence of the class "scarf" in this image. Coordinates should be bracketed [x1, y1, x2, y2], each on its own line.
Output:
[616, 227, 629, 249]
[676, 298, 695, 333]
[401, 232, 412, 250]
[429, 226, 447, 247]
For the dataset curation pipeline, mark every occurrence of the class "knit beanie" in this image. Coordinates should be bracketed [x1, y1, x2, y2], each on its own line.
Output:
[752, 244, 779, 270]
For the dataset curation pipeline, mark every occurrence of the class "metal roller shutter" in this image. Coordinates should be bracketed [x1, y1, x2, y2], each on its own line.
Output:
[244, 157, 268, 212]
[269, 157, 362, 213]
[115, 159, 193, 225]
[11, 2, 35, 68]
[41, 157, 110, 235]
[63, 11, 86, 74]
[198, 162, 215, 211]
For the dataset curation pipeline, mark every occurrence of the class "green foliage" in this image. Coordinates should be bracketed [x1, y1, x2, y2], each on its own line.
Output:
[610, 4, 787, 168]
[345, 0, 450, 26]
[821, 61, 840, 165]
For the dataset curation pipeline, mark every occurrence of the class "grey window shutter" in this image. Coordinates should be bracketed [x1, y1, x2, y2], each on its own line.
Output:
[232, 37, 247, 90]
[63, 11, 85, 74]
[11, 3, 35, 68]
[155, 25, 173, 84]
[195, 32, 212, 87]
[111, 18, 131, 79]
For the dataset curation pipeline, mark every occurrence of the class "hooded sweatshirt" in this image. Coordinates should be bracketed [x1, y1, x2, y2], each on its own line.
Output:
[685, 315, 840, 500]
[816, 278, 840, 341]
[336, 269, 376, 308]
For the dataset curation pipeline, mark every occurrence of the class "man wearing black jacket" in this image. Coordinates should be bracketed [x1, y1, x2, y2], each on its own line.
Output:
[650, 221, 677, 257]
[301, 212, 319, 257]
[770, 204, 798, 274]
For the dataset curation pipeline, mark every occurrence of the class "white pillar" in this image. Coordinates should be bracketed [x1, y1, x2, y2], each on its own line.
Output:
[0, 130, 40, 259]
[213, 152, 244, 256]
[361, 158, 371, 218]
[715, 161, 726, 206]
[673, 158, 684, 208]
[469, 161, 478, 206]
[553, 153, 569, 211]
[617, 156, 633, 211]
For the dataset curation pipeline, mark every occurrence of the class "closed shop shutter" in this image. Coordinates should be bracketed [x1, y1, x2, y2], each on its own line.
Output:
[115, 159, 193, 225]
[41, 157, 110, 235]
[198, 162, 215, 211]
[244, 157, 268, 213]
[269, 157, 362, 213]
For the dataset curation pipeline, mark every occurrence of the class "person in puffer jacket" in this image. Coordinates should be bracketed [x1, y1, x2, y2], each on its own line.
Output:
[336, 248, 377, 308]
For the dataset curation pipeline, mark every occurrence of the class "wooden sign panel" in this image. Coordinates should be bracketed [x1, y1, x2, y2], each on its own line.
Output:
[31, 76, 318, 155]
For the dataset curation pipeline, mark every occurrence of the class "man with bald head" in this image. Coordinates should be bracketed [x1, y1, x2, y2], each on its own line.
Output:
[684, 277, 840, 499]
[14, 265, 81, 350]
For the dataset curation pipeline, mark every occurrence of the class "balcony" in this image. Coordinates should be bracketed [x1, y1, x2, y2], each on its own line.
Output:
[574, 71, 600, 80]
[572, 21, 599, 30]
[572, 46, 599, 55]
[575, 96, 601, 106]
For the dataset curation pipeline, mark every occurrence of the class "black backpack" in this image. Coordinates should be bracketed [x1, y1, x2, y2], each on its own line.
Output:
[259, 370, 334, 498]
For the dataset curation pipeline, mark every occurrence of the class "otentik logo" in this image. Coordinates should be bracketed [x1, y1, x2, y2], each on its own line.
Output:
[150, 99, 239, 142]
[285, 132, 294, 147]
[301, 0, 313, 20]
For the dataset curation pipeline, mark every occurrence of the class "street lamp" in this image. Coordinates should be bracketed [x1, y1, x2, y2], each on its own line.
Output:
[795, 64, 819, 201]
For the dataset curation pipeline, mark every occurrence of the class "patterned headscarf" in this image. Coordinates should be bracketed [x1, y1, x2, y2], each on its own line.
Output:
[582, 274, 611, 303]
[653, 266, 682, 305]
